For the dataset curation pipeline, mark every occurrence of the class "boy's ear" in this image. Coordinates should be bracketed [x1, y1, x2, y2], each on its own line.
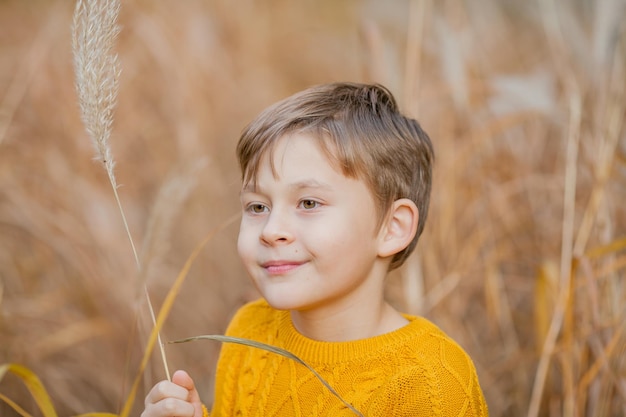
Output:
[377, 198, 419, 258]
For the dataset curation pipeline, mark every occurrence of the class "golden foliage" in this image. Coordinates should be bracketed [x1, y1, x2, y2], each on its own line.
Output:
[0, 0, 625, 416]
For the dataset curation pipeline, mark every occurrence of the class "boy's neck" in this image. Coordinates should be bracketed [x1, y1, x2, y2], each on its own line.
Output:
[290, 299, 409, 342]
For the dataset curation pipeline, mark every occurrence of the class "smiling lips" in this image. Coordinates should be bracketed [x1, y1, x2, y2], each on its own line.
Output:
[261, 260, 304, 275]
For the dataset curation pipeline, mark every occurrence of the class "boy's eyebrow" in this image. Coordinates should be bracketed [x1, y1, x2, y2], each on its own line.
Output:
[240, 179, 333, 194]
[288, 179, 333, 191]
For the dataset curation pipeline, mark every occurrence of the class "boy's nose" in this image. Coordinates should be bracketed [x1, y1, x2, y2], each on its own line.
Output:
[260, 212, 294, 245]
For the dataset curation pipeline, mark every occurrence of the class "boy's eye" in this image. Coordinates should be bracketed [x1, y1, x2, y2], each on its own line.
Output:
[299, 199, 319, 210]
[248, 203, 268, 213]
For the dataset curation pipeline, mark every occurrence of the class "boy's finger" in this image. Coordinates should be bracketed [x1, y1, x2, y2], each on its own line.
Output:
[145, 397, 195, 417]
[172, 369, 194, 391]
[172, 370, 204, 416]
[146, 380, 190, 404]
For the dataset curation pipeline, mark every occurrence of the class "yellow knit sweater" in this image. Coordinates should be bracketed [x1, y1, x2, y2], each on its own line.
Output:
[209, 299, 488, 416]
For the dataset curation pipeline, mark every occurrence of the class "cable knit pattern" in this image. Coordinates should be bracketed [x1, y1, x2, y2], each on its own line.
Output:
[210, 299, 488, 416]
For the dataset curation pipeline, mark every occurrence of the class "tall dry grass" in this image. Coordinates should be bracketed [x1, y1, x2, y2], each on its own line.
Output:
[0, 0, 624, 416]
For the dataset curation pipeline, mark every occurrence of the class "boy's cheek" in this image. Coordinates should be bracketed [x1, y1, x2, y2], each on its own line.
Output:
[237, 228, 256, 259]
[238, 216, 254, 237]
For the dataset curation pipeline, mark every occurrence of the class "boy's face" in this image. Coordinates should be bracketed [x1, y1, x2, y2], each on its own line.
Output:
[237, 133, 387, 314]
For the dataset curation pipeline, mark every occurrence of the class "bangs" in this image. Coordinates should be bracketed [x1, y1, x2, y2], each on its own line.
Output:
[241, 125, 356, 189]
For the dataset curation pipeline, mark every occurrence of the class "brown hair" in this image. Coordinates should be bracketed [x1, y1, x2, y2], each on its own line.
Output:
[237, 82, 434, 270]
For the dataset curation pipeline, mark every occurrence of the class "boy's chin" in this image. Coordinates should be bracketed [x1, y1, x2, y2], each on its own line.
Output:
[262, 295, 302, 311]
[259, 289, 315, 312]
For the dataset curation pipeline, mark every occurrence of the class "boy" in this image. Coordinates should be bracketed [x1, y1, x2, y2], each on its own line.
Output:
[143, 82, 488, 416]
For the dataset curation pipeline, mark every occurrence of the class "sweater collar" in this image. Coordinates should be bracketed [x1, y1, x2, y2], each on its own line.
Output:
[273, 308, 430, 364]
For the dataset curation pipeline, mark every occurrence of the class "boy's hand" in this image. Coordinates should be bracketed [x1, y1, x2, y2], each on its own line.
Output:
[142, 370, 204, 417]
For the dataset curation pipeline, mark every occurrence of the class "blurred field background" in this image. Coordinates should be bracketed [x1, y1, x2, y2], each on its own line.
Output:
[1, 0, 625, 416]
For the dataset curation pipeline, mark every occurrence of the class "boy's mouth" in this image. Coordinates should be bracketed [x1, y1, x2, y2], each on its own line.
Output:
[261, 260, 304, 275]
